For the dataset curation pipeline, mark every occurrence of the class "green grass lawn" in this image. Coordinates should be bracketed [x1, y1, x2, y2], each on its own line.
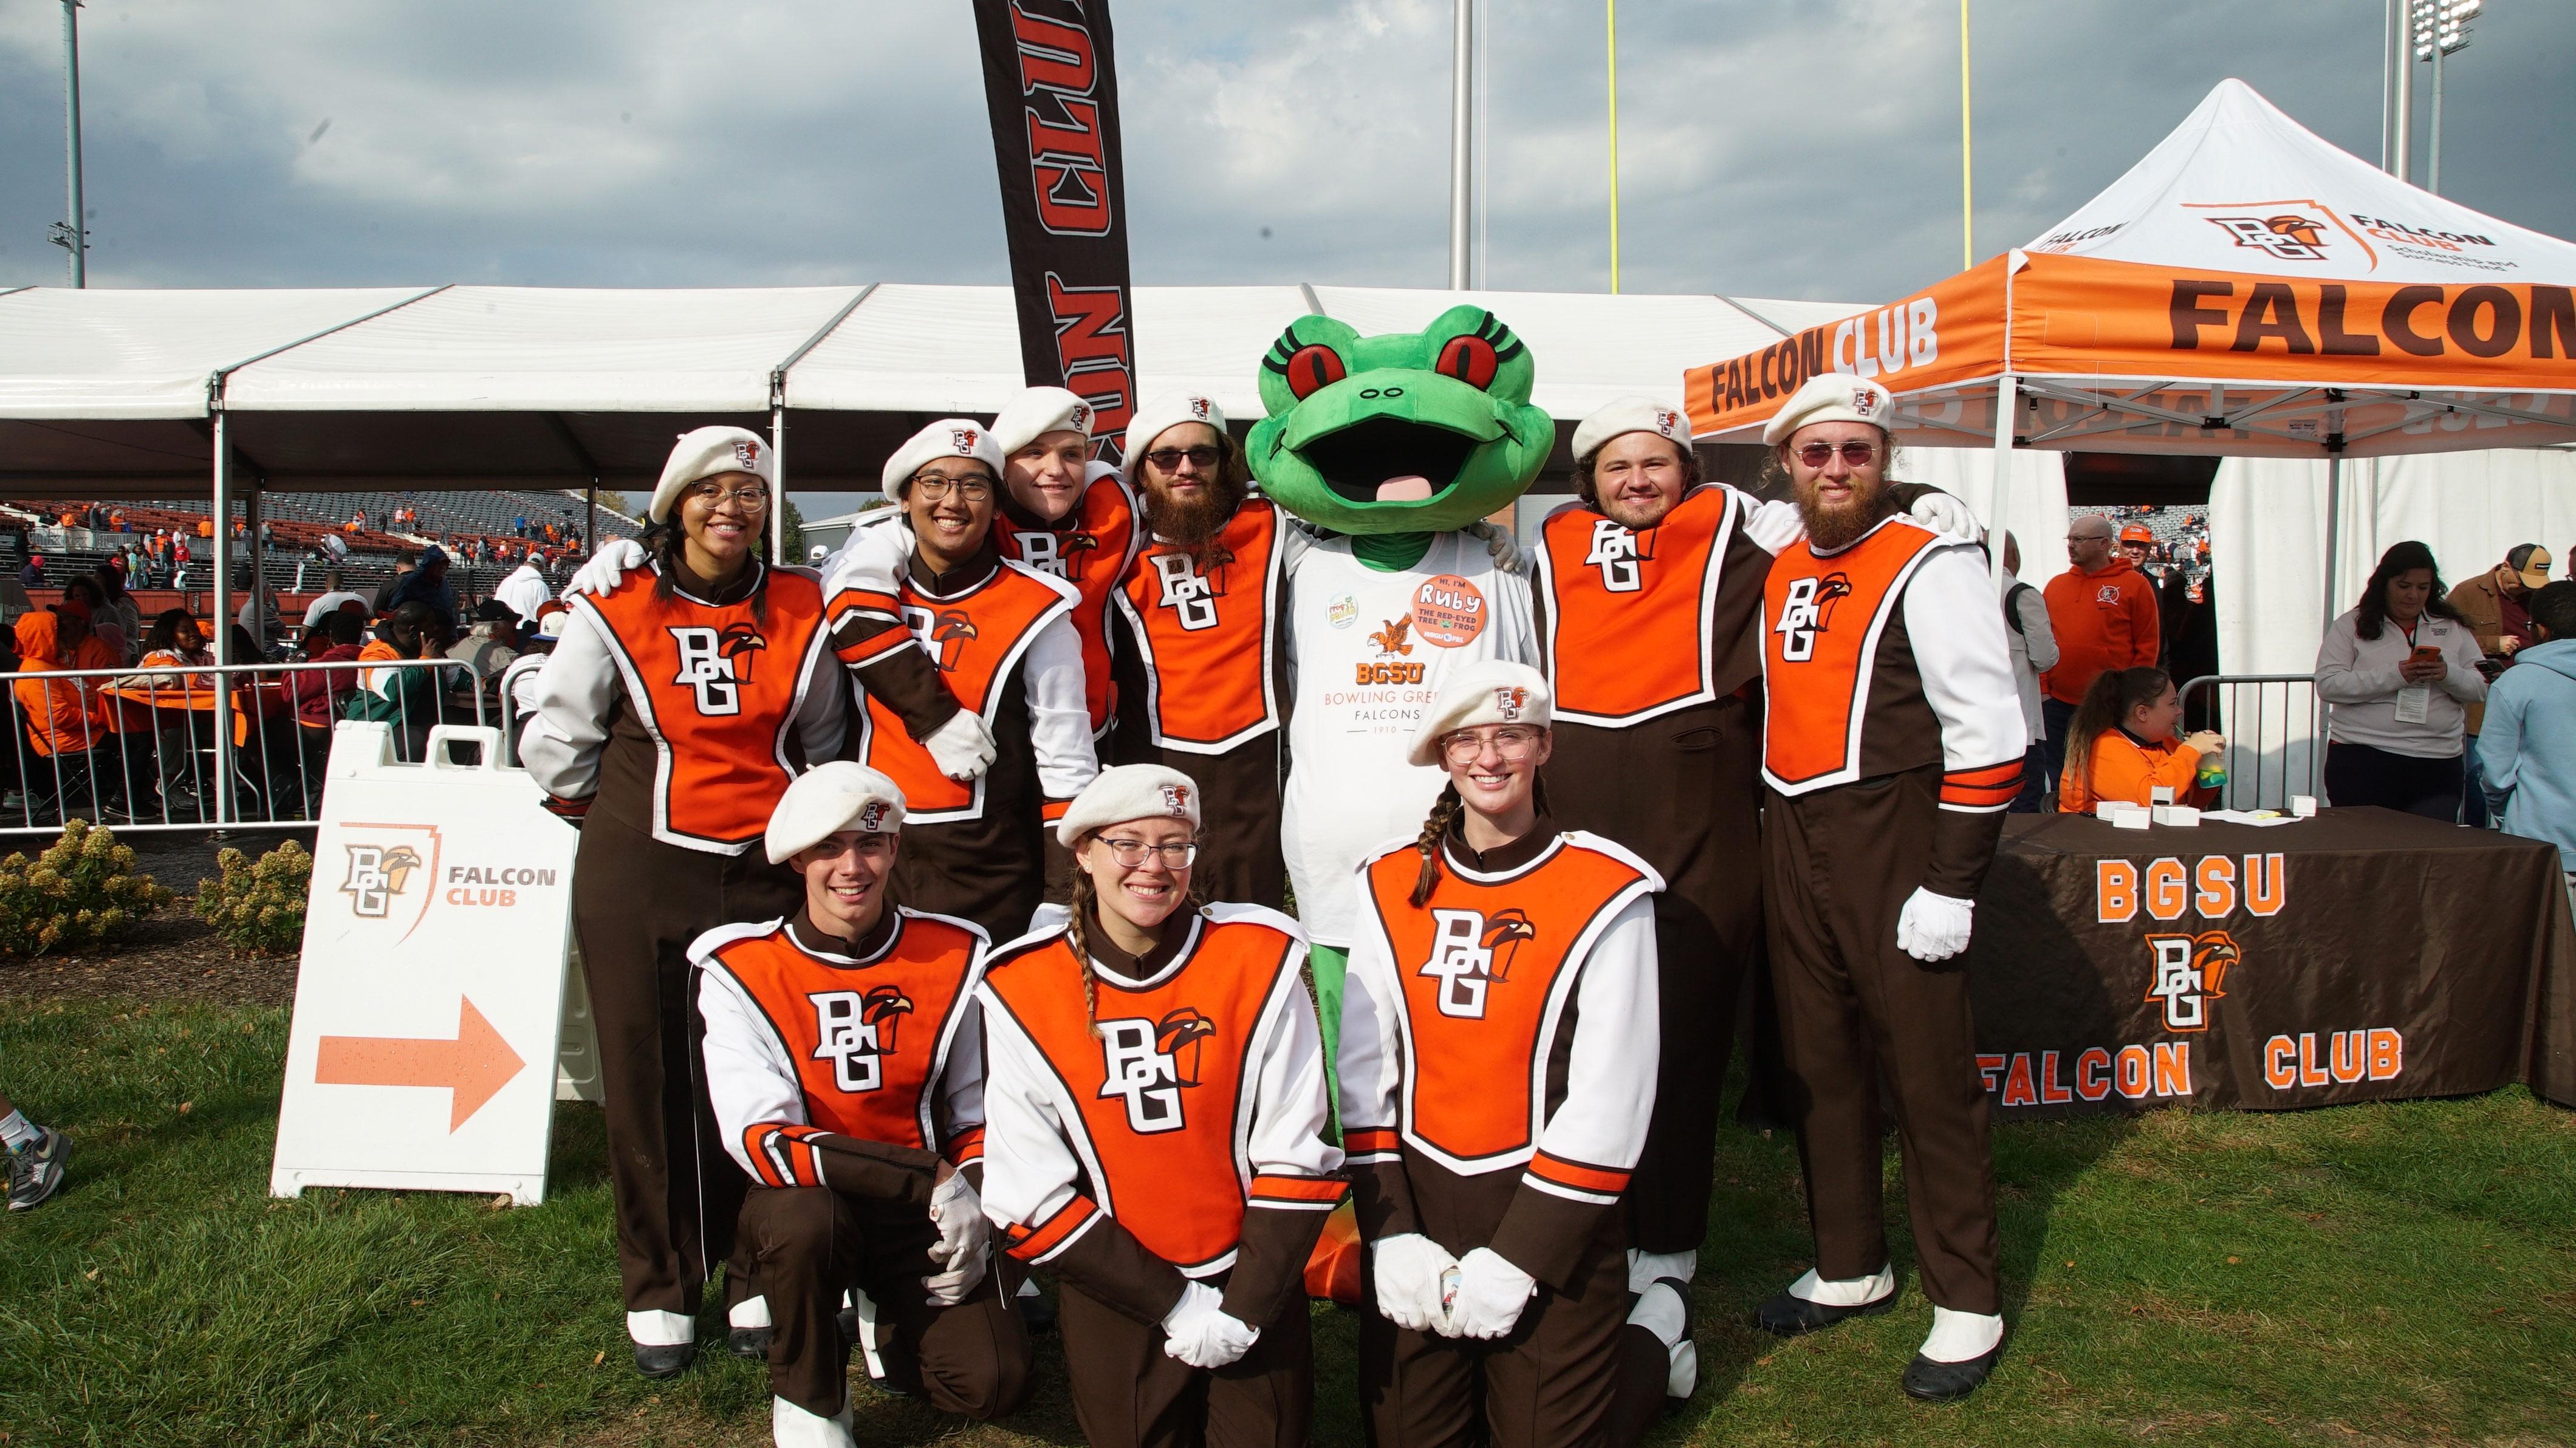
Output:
[2, 994, 2572, 1447]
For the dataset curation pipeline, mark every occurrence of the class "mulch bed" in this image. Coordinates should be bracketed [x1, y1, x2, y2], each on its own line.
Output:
[0, 904, 298, 1011]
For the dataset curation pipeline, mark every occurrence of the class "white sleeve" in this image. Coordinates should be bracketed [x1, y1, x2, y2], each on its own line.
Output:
[520, 607, 621, 799]
[792, 636, 847, 764]
[1334, 894, 1405, 1147]
[1903, 544, 2030, 775]
[821, 517, 915, 600]
[1530, 893, 1659, 1179]
[2015, 587, 2060, 674]
[2439, 620, 2490, 705]
[1023, 613, 1100, 800]
[1246, 957, 1343, 1181]
[1491, 568, 1540, 668]
[939, 993, 988, 1149]
[697, 962, 810, 1178]
[1740, 496, 1806, 556]
[2314, 615, 2398, 703]
[975, 988, 1089, 1232]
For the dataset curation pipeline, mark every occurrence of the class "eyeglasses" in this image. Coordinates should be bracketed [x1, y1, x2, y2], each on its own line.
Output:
[1440, 725, 1543, 764]
[1144, 446, 1222, 472]
[686, 482, 771, 511]
[1096, 836, 1199, 869]
[1795, 440, 1880, 469]
[912, 474, 995, 503]
[806, 833, 896, 861]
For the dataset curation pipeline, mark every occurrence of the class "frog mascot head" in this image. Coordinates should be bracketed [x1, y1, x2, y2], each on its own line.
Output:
[1247, 305, 1552, 536]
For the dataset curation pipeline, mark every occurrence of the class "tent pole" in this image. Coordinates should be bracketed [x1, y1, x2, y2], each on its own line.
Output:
[1986, 374, 2016, 589]
[2321, 455, 2343, 633]
[585, 481, 597, 555]
[770, 403, 787, 561]
[2394, 2, 2414, 182]
[246, 479, 265, 641]
[210, 411, 236, 828]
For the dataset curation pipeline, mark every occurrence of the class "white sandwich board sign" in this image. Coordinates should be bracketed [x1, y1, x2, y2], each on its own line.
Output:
[271, 723, 583, 1204]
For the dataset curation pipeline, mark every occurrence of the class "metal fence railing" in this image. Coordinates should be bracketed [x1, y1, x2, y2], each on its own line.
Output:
[2, 658, 488, 836]
[2179, 673, 2327, 813]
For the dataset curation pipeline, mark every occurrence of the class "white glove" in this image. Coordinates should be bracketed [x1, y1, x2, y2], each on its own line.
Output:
[920, 1243, 988, 1307]
[1370, 1233, 1460, 1334]
[1465, 519, 1526, 576]
[1906, 491, 1982, 542]
[1895, 887, 1976, 963]
[566, 538, 646, 598]
[922, 709, 998, 782]
[920, 1170, 990, 1305]
[1158, 1282, 1261, 1369]
[1445, 1247, 1536, 1340]
[1741, 497, 1806, 556]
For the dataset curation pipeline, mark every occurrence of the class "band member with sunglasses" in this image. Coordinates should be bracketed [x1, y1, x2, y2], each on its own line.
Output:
[1339, 661, 1664, 1448]
[525, 428, 844, 1376]
[694, 763, 1033, 1448]
[1106, 392, 1297, 908]
[987, 388, 1143, 742]
[978, 765, 1344, 1448]
[1750, 373, 2027, 1402]
[841, 420, 1100, 942]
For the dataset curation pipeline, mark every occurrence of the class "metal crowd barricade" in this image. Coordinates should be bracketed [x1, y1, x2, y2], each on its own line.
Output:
[2, 658, 487, 836]
[2178, 673, 2328, 812]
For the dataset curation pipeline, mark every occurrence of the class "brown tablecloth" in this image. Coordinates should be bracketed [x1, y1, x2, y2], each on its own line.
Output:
[1968, 807, 2576, 1115]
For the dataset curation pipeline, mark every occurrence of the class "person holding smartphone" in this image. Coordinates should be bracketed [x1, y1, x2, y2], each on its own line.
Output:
[2315, 541, 2487, 821]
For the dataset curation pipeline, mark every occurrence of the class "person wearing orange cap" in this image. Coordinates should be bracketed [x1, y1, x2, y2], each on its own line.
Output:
[2117, 521, 2157, 573]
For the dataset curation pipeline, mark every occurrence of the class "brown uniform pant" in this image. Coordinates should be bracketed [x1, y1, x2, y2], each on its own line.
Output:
[1057, 1277, 1313, 1448]
[1117, 731, 1286, 910]
[572, 808, 801, 1317]
[1548, 698, 1765, 1255]
[736, 1186, 1033, 1419]
[1358, 1211, 1630, 1448]
[1762, 767, 2001, 1314]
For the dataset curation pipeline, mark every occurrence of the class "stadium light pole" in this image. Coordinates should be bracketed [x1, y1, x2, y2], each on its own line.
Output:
[50, 0, 87, 286]
[1448, 0, 1473, 290]
[2413, 0, 2481, 195]
[1961, 0, 1973, 270]
[1605, 0, 1620, 294]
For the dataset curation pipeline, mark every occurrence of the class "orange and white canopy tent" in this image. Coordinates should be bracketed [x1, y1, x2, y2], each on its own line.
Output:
[1685, 80, 2576, 460]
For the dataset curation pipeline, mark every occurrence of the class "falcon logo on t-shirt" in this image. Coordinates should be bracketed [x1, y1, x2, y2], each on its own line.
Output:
[1772, 573, 1853, 663]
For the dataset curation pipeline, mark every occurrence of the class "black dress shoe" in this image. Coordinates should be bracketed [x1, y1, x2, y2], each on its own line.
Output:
[1755, 1288, 1895, 1336]
[632, 1340, 696, 1379]
[1903, 1343, 2002, 1402]
[838, 1305, 860, 1348]
[728, 1324, 775, 1359]
[1018, 1289, 1058, 1334]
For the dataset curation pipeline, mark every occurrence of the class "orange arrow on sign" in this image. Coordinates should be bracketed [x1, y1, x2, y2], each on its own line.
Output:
[315, 997, 526, 1132]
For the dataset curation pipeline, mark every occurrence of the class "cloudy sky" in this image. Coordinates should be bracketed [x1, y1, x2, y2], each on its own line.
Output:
[2, 0, 2570, 311]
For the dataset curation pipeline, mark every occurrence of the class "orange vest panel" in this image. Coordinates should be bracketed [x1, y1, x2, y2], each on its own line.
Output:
[1362, 841, 1648, 1167]
[1117, 499, 1284, 751]
[1538, 487, 1732, 723]
[859, 564, 1069, 819]
[997, 474, 1138, 732]
[705, 914, 983, 1151]
[584, 566, 831, 847]
[985, 917, 1299, 1272]
[1759, 519, 1939, 789]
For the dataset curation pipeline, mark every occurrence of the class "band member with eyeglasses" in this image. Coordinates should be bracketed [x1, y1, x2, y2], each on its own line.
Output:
[1337, 661, 1661, 1448]
[841, 420, 1099, 942]
[987, 388, 1144, 743]
[1106, 391, 1296, 909]
[1750, 373, 2027, 1402]
[695, 763, 1033, 1448]
[978, 765, 1344, 1448]
[525, 427, 844, 1377]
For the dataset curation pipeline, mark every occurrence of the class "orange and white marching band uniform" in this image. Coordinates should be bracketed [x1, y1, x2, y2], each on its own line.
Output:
[524, 428, 842, 1359]
[1753, 376, 2027, 1390]
[1339, 805, 1663, 1448]
[986, 389, 1145, 740]
[979, 896, 1342, 1448]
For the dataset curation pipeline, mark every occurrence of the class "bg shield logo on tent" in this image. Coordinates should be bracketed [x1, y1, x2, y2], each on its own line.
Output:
[2206, 213, 2332, 262]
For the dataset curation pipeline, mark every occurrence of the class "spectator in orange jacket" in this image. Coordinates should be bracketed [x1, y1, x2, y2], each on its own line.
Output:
[2055, 666, 2224, 814]
[13, 605, 120, 759]
[2041, 514, 2161, 793]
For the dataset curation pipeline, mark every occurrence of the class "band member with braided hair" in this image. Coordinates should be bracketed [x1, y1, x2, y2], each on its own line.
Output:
[694, 763, 1033, 1448]
[978, 765, 1343, 1448]
[524, 427, 842, 1376]
[1338, 661, 1663, 1448]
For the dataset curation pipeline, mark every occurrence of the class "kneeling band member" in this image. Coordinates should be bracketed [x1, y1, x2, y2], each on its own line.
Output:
[695, 763, 1034, 1447]
[1338, 662, 1666, 1448]
[979, 765, 1344, 1448]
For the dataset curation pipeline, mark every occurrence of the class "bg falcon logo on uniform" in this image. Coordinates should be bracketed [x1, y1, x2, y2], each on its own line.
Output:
[1150, 552, 1218, 630]
[1584, 517, 1642, 592]
[1418, 907, 1538, 1019]
[1773, 573, 1853, 662]
[810, 985, 914, 1093]
[669, 623, 766, 714]
[1097, 1008, 1212, 1133]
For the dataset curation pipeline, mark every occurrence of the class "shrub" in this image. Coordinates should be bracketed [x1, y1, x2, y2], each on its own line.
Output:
[196, 840, 314, 955]
[0, 819, 173, 959]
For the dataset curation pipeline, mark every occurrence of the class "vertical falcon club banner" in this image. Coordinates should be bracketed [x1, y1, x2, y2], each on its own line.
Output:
[973, 0, 1138, 460]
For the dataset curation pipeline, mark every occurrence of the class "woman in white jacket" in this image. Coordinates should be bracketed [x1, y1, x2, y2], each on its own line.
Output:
[2314, 540, 2487, 820]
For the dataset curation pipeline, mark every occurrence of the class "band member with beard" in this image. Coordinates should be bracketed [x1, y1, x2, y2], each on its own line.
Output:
[1339, 662, 1661, 1448]
[979, 765, 1343, 1448]
[1107, 391, 1295, 908]
[1749, 373, 2026, 1402]
[525, 428, 843, 1378]
[987, 388, 1143, 742]
[694, 763, 1033, 1448]
[844, 420, 1098, 941]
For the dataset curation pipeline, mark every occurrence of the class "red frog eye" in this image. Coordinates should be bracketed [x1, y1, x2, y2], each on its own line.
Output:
[1284, 343, 1347, 400]
[1435, 334, 1499, 389]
